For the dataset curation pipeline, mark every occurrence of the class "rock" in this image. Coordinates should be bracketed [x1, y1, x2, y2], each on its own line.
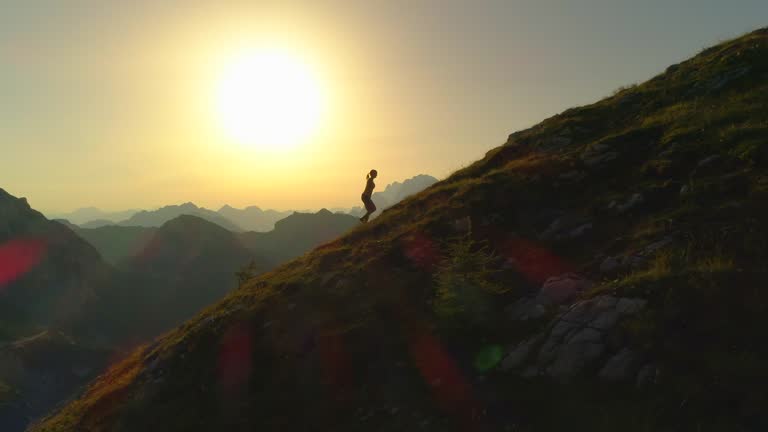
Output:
[540, 273, 593, 304]
[546, 135, 573, 149]
[452, 216, 472, 233]
[540, 218, 566, 239]
[521, 366, 541, 379]
[503, 295, 649, 381]
[697, 155, 721, 168]
[583, 151, 619, 167]
[567, 328, 602, 344]
[622, 255, 647, 269]
[617, 193, 644, 213]
[615, 298, 647, 315]
[501, 337, 539, 371]
[600, 256, 621, 273]
[561, 295, 618, 324]
[546, 342, 605, 379]
[559, 170, 586, 182]
[540, 214, 590, 240]
[636, 363, 659, 388]
[598, 348, 641, 382]
[680, 185, 690, 195]
[641, 237, 673, 256]
[590, 310, 620, 331]
[565, 223, 593, 239]
[506, 296, 550, 321]
[550, 318, 580, 339]
[707, 66, 751, 91]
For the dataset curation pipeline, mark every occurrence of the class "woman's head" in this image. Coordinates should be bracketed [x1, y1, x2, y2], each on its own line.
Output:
[368, 169, 378, 179]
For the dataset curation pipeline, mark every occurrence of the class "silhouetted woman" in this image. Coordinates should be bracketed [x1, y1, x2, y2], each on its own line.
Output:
[360, 169, 377, 222]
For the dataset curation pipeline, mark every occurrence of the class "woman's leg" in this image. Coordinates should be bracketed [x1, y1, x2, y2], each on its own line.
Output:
[360, 196, 375, 222]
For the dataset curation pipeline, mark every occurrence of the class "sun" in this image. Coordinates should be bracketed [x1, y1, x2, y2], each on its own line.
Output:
[214, 48, 326, 150]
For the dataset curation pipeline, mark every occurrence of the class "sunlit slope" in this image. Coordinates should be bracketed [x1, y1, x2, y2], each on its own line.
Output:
[32, 27, 768, 432]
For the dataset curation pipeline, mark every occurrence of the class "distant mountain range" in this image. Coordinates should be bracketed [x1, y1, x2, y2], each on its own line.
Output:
[47, 207, 137, 226]
[45, 174, 438, 230]
[218, 205, 293, 232]
[118, 202, 243, 231]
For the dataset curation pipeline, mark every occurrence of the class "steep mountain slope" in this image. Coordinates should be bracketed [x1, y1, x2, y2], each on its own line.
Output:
[0, 189, 113, 331]
[0, 191, 119, 431]
[118, 203, 242, 232]
[218, 205, 293, 232]
[0, 330, 109, 431]
[70, 226, 157, 265]
[33, 28, 768, 432]
[75, 216, 265, 343]
[239, 209, 359, 265]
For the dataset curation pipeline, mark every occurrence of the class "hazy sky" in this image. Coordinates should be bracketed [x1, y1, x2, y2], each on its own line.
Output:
[2, 0, 766, 213]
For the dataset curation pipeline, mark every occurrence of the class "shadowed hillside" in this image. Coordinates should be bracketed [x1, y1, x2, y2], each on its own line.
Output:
[0, 331, 109, 431]
[71, 226, 157, 265]
[32, 28, 768, 432]
[74, 216, 265, 344]
[0, 190, 113, 331]
[239, 209, 359, 265]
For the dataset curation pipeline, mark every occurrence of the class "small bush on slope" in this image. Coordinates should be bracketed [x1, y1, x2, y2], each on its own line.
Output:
[432, 233, 505, 328]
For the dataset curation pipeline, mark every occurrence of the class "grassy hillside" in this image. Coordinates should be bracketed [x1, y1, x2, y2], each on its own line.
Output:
[32, 27, 768, 432]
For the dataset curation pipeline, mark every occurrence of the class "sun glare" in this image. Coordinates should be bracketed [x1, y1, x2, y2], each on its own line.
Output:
[214, 48, 326, 150]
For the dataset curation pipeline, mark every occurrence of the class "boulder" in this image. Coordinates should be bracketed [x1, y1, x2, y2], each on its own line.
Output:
[707, 65, 751, 91]
[636, 363, 659, 388]
[616, 193, 644, 213]
[598, 348, 641, 382]
[540, 273, 593, 304]
[501, 295, 649, 380]
[599, 256, 622, 273]
[501, 336, 543, 371]
[506, 296, 550, 321]
[583, 151, 619, 167]
[566, 223, 593, 239]
[547, 342, 605, 379]
[558, 170, 586, 182]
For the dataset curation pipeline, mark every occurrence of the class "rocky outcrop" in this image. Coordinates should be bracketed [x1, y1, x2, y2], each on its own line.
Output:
[502, 295, 648, 381]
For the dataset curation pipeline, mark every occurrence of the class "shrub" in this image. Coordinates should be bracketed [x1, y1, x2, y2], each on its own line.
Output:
[235, 260, 261, 285]
[432, 232, 505, 327]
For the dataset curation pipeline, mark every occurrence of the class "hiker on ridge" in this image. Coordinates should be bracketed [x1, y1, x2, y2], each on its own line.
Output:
[360, 169, 377, 223]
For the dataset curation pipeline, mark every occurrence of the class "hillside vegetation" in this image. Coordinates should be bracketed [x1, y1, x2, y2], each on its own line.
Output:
[32, 28, 768, 432]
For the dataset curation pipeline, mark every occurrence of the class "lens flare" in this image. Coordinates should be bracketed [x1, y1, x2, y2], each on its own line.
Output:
[0, 238, 47, 288]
